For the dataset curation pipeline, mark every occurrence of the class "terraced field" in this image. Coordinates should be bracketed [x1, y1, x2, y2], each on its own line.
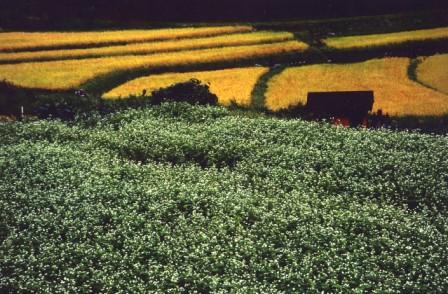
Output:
[265, 57, 448, 116]
[104, 67, 269, 106]
[0, 41, 305, 90]
[0, 31, 294, 63]
[323, 26, 448, 49]
[417, 54, 448, 94]
[0, 25, 307, 91]
[0, 26, 252, 51]
[1, 25, 447, 117]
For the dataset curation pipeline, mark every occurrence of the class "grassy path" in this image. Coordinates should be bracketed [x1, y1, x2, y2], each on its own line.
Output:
[250, 66, 287, 110]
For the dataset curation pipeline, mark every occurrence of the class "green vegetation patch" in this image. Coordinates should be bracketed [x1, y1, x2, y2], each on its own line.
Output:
[1, 103, 448, 292]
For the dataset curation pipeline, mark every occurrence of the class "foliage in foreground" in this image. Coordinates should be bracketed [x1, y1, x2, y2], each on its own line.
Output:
[148, 79, 218, 105]
[0, 79, 219, 120]
[1, 103, 448, 292]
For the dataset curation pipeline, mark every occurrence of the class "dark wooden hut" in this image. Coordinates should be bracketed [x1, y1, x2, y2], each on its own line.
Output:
[306, 91, 374, 126]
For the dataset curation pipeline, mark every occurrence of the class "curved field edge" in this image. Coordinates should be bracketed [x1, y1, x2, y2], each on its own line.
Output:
[1, 103, 447, 292]
[416, 54, 448, 95]
[322, 26, 448, 49]
[103, 67, 269, 107]
[0, 26, 253, 52]
[264, 57, 448, 116]
[0, 31, 295, 64]
[406, 58, 443, 94]
[0, 41, 307, 91]
[250, 65, 287, 110]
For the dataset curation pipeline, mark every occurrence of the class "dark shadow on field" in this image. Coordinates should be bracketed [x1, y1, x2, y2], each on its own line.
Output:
[271, 104, 448, 134]
[121, 146, 241, 170]
[387, 115, 448, 134]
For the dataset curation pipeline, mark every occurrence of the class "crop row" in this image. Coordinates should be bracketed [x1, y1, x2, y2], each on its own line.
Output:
[0, 41, 306, 90]
[0, 26, 253, 52]
[0, 31, 294, 63]
[323, 26, 448, 49]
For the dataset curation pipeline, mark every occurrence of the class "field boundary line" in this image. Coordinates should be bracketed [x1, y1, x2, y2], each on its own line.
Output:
[407, 57, 448, 95]
[250, 65, 287, 110]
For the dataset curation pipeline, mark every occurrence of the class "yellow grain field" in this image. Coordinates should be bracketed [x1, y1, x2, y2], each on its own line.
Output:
[417, 54, 448, 94]
[0, 31, 294, 63]
[323, 27, 448, 49]
[0, 41, 306, 90]
[265, 57, 448, 116]
[0, 26, 252, 52]
[103, 67, 269, 106]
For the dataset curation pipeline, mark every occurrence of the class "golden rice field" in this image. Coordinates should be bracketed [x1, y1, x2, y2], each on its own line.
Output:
[0, 31, 294, 63]
[0, 41, 306, 90]
[416, 54, 448, 94]
[0, 26, 252, 52]
[104, 67, 269, 106]
[323, 26, 448, 49]
[265, 57, 448, 116]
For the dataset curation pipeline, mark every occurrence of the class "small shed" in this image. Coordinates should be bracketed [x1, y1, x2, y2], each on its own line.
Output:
[306, 91, 374, 127]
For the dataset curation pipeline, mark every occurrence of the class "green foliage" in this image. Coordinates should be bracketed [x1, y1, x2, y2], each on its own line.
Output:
[149, 78, 218, 105]
[0, 79, 218, 121]
[33, 92, 100, 120]
[101, 79, 219, 111]
[1, 103, 448, 292]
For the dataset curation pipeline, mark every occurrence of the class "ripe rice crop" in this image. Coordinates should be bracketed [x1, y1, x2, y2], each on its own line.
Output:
[417, 54, 448, 94]
[265, 57, 448, 116]
[104, 67, 269, 106]
[0, 26, 252, 52]
[323, 27, 448, 49]
[0, 31, 294, 63]
[0, 41, 306, 90]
